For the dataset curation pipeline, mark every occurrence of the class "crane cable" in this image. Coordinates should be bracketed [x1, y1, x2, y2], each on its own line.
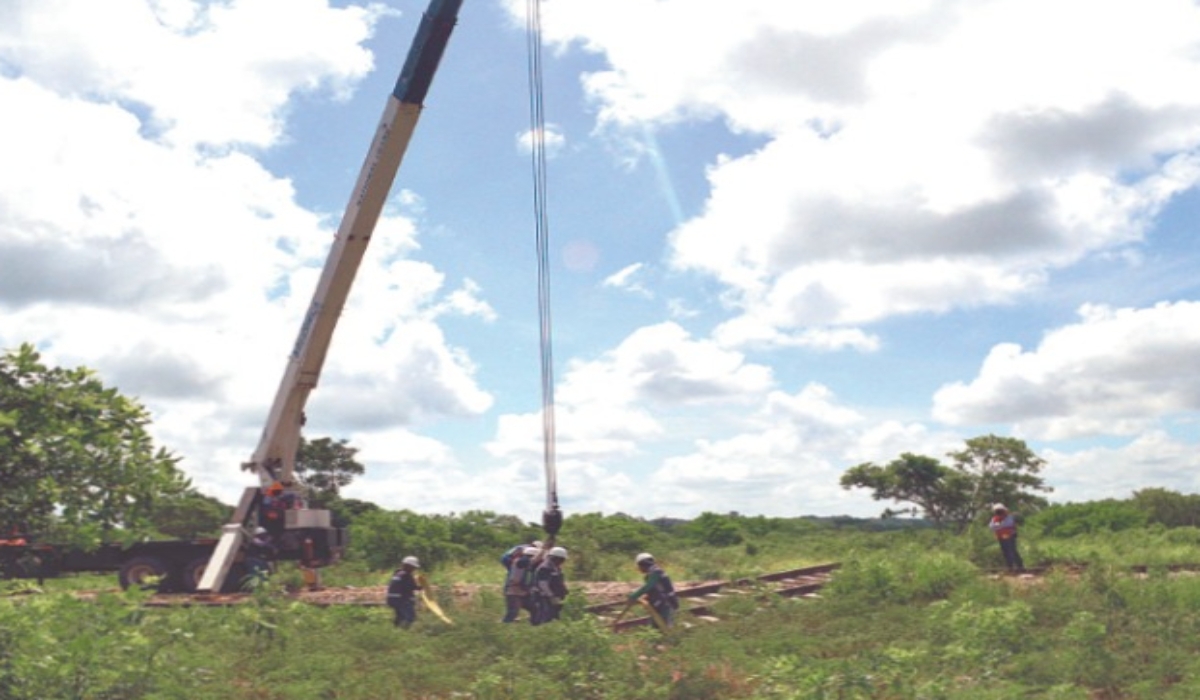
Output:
[526, 0, 562, 538]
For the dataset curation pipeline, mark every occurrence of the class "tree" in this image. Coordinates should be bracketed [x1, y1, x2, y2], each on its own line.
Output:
[841, 435, 1052, 532]
[295, 436, 365, 504]
[680, 512, 744, 547]
[147, 490, 231, 539]
[325, 497, 382, 528]
[1131, 487, 1200, 528]
[445, 510, 536, 552]
[0, 343, 186, 546]
[949, 434, 1052, 519]
[1027, 499, 1146, 537]
[840, 453, 974, 528]
[348, 509, 465, 571]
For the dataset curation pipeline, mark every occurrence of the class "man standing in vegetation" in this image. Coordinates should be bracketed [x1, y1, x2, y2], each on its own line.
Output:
[627, 553, 679, 629]
[501, 544, 540, 623]
[989, 504, 1025, 572]
[530, 546, 569, 626]
[387, 556, 423, 628]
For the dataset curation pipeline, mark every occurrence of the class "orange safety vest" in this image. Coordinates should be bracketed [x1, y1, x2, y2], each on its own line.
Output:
[991, 515, 1016, 540]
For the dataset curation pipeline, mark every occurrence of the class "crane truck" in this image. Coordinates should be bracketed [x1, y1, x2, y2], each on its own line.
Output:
[0, 0, 465, 594]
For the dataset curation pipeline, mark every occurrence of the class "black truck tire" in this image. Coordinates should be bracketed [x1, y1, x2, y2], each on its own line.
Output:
[180, 556, 209, 593]
[181, 556, 247, 593]
[225, 562, 249, 592]
[118, 555, 169, 591]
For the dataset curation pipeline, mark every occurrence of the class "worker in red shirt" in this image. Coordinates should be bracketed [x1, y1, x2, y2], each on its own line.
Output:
[989, 503, 1024, 572]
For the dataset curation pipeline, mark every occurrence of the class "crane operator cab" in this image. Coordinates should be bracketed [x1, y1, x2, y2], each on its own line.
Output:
[249, 481, 345, 570]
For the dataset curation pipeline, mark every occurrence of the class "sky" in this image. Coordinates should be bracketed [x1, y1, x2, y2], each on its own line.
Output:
[1, 0, 1199, 524]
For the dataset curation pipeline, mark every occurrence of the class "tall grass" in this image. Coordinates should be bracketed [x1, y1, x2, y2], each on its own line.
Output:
[9, 526, 1200, 697]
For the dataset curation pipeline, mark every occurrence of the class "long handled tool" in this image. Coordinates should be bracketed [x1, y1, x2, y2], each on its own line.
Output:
[416, 574, 453, 624]
[639, 598, 668, 632]
[610, 599, 637, 630]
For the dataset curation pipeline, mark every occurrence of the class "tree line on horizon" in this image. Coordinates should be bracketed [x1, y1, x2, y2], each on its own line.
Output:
[5, 343, 1199, 565]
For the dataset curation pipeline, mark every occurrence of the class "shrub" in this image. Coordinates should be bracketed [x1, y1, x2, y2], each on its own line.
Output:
[825, 550, 975, 605]
[1029, 500, 1148, 538]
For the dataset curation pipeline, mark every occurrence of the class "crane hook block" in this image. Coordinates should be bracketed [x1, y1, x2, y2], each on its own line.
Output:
[542, 507, 563, 537]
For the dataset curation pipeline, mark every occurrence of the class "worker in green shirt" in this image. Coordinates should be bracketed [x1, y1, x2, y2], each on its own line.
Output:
[627, 552, 679, 628]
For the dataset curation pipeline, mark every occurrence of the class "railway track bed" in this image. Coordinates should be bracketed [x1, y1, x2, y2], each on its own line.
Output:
[587, 562, 841, 632]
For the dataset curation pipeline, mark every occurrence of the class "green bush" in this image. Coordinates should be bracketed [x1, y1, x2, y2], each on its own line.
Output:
[1029, 500, 1148, 538]
[18, 512, 1200, 697]
[825, 549, 975, 605]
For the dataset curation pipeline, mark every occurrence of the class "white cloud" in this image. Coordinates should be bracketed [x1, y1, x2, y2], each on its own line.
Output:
[489, 322, 773, 462]
[932, 301, 1200, 439]
[0, 0, 386, 149]
[602, 262, 651, 297]
[0, 0, 495, 510]
[713, 314, 880, 352]
[516, 123, 566, 158]
[561, 322, 775, 407]
[1044, 431, 1200, 503]
[643, 383, 932, 517]
[5, 0, 1200, 522]
[517, 0, 1200, 343]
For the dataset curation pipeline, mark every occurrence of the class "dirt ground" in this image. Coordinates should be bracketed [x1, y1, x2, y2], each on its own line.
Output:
[274, 579, 714, 607]
[113, 578, 724, 607]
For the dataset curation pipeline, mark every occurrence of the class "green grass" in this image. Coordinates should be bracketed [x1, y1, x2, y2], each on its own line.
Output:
[8, 527, 1200, 698]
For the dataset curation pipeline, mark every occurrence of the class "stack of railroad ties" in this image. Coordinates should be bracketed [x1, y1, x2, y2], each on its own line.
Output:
[588, 562, 842, 632]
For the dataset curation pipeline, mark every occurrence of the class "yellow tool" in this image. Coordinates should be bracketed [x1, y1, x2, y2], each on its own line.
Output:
[416, 574, 453, 624]
[610, 599, 637, 630]
[639, 598, 668, 631]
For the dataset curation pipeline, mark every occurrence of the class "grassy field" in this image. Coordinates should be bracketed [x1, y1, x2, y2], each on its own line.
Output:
[6, 525, 1200, 698]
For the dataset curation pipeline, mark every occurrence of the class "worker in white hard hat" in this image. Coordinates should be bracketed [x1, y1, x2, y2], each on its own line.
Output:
[628, 553, 679, 628]
[502, 545, 541, 623]
[988, 504, 1025, 572]
[246, 526, 277, 581]
[530, 546, 569, 626]
[386, 555, 423, 628]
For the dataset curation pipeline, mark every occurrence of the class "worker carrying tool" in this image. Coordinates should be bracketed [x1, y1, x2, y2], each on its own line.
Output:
[627, 552, 679, 629]
[387, 556, 423, 628]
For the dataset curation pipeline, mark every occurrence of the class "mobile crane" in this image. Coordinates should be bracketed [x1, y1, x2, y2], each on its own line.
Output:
[4, 0, 459, 585]
[2, 0, 464, 594]
[194, 0, 465, 593]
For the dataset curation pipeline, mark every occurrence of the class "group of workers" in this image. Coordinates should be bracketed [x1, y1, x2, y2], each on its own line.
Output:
[387, 502, 1032, 630]
[499, 541, 571, 625]
[384, 542, 680, 630]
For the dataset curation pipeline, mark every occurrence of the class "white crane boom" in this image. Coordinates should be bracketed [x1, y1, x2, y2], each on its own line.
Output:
[198, 0, 464, 593]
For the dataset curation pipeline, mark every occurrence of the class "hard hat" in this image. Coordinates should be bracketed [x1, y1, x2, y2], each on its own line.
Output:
[402, 556, 420, 568]
[266, 482, 283, 495]
[522, 548, 541, 558]
[635, 552, 654, 565]
[548, 546, 568, 559]
[532, 540, 544, 549]
[992, 503, 1007, 512]
[254, 527, 268, 535]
